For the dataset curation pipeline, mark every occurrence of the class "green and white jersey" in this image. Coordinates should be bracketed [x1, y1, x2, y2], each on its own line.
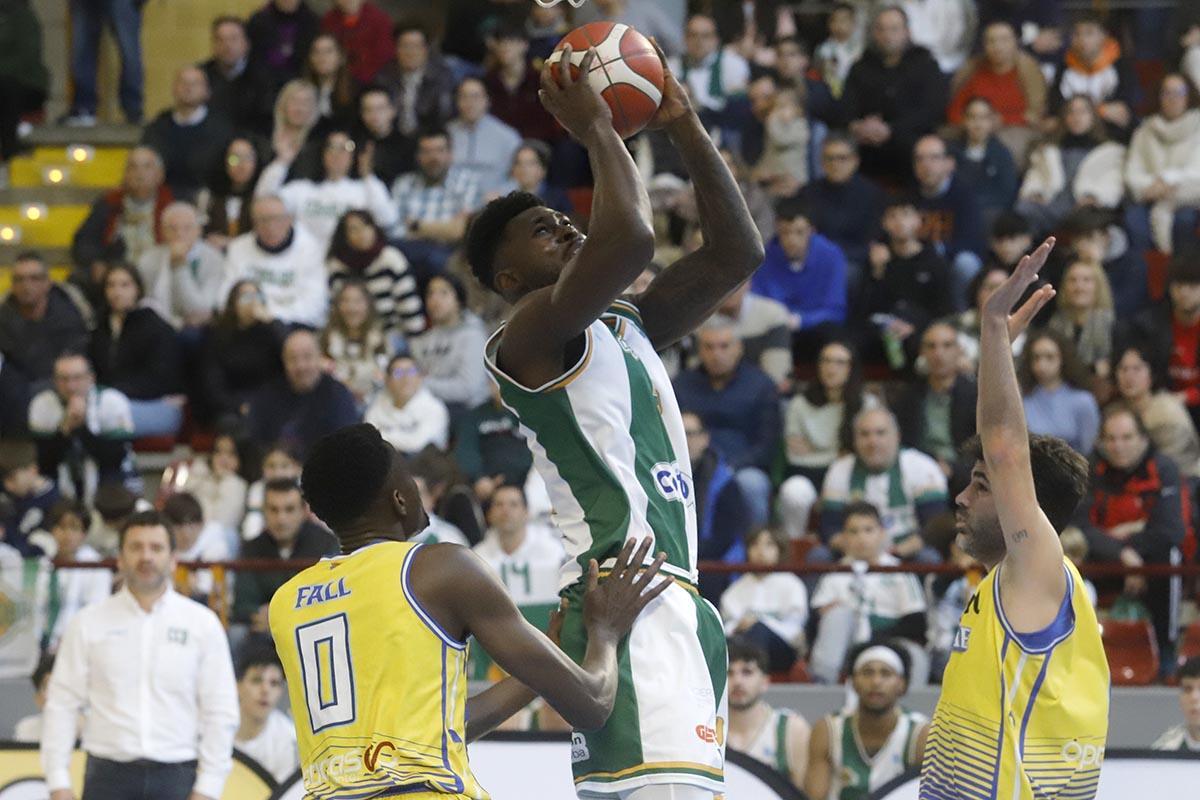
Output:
[826, 709, 926, 800]
[744, 707, 801, 779]
[484, 300, 697, 591]
[473, 523, 566, 622]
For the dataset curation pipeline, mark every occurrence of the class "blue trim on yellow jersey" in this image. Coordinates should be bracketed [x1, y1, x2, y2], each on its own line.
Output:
[401, 544, 467, 650]
[1019, 651, 1053, 760]
[440, 646, 466, 794]
[994, 563, 1076, 653]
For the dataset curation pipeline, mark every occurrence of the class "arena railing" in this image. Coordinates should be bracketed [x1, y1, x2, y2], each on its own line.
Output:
[41, 557, 1200, 629]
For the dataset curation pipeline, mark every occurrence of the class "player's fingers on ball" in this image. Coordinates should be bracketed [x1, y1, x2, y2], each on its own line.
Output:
[579, 47, 598, 78]
[560, 44, 576, 85]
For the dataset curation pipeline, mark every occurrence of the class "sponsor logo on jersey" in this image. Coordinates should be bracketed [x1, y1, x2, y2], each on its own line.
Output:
[571, 732, 591, 763]
[363, 740, 396, 772]
[652, 461, 692, 503]
[951, 625, 971, 652]
[1060, 740, 1105, 767]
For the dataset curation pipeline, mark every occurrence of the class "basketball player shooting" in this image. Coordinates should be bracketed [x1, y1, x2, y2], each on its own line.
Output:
[464, 39, 764, 800]
[920, 239, 1110, 799]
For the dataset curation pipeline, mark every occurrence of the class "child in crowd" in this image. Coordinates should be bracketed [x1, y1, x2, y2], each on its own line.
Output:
[721, 528, 809, 673]
[241, 444, 302, 542]
[1153, 656, 1200, 752]
[233, 645, 299, 783]
[85, 483, 143, 557]
[754, 87, 810, 197]
[0, 439, 59, 556]
[956, 97, 1020, 228]
[162, 492, 231, 603]
[1060, 526, 1099, 607]
[809, 502, 928, 685]
[182, 431, 248, 545]
[320, 278, 394, 410]
[38, 500, 112, 651]
[927, 539, 984, 682]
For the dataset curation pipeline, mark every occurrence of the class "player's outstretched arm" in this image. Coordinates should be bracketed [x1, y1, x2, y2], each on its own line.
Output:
[463, 604, 568, 742]
[632, 41, 765, 349]
[500, 45, 655, 385]
[976, 237, 1065, 630]
[414, 538, 670, 732]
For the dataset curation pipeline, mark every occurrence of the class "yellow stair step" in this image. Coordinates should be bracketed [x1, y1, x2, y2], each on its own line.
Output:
[10, 147, 129, 188]
[0, 205, 90, 249]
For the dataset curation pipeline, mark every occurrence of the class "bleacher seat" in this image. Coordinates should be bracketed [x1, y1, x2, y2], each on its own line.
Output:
[1102, 619, 1160, 686]
[1177, 620, 1200, 666]
[770, 657, 811, 684]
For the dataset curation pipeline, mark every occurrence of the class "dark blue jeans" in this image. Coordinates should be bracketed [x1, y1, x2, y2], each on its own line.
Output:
[69, 0, 144, 121]
[82, 756, 196, 800]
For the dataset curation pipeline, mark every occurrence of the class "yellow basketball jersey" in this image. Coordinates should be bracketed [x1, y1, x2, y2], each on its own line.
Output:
[269, 540, 488, 800]
[921, 557, 1109, 800]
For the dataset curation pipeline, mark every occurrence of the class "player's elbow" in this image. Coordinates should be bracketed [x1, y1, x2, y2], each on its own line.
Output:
[980, 434, 1030, 471]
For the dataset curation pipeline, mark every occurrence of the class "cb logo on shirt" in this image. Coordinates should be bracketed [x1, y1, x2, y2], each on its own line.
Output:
[652, 462, 692, 504]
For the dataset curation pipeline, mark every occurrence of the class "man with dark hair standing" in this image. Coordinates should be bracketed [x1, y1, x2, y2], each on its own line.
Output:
[270, 423, 671, 797]
[41, 511, 238, 800]
[201, 16, 271, 135]
[246, 0, 319, 94]
[920, 240, 1110, 798]
[464, 43, 763, 798]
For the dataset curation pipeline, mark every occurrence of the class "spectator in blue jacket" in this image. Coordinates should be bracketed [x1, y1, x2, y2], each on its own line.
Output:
[954, 97, 1020, 231]
[799, 133, 886, 294]
[674, 318, 780, 534]
[751, 200, 848, 361]
[245, 329, 359, 457]
[912, 134, 988, 309]
[683, 411, 751, 602]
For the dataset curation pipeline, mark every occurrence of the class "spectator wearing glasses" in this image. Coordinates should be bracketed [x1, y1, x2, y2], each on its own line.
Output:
[199, 137, 264, 252]
[0, 252, 89, 386]
[365, 354, 449, 457]
[799, 133, 886, 285]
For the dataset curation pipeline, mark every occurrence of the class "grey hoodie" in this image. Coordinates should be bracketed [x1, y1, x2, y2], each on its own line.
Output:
[410, 310, 491, 407]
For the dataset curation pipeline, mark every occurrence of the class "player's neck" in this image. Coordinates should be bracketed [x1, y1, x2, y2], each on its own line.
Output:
[856, 705, 899, 739]
[337, 525, 403, 553]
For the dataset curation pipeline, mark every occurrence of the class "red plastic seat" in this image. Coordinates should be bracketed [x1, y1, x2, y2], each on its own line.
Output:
[1102, 619, 1160, 686]
[133, 434, 177, 453]
[769, 658, 811, 684]
[1178, 621, 1200, 665]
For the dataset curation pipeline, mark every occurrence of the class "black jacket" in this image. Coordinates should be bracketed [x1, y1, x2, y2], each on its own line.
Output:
[798, 174, 886, 267]
[862, 244, 954, 330]
[891, 375, 978, 460]
[88, 307, 182, 400]
[0, 286, 88, 382]
[198, 321, 285, 420]
[245, 1, 319, 93]
[232, 520, 339, 622]
[201, 58, 274, 136]
[141, 109, 234, 199]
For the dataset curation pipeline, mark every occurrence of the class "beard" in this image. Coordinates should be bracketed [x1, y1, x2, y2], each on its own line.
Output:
[958, 514, 1006, 566]
[728, 694, 761, 712]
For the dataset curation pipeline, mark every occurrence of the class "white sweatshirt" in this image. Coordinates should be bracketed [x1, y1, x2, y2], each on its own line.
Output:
[364, 386, 450, 455]
[256, 160, 399, 249]
[221, 227, 329, 327]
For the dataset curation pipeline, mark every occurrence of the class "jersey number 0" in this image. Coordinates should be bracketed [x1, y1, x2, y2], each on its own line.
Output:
[296, 613, 358, 732]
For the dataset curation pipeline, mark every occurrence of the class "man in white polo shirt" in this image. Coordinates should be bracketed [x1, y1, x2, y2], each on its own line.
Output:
[41, 510, 238, 800]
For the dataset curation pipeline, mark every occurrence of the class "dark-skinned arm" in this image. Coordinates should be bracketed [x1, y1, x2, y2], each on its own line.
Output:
[415, 538, 670, 732]
[464, 602, 568, 741]
[499, 46, 655, 389]
[634, 45, 765, 350]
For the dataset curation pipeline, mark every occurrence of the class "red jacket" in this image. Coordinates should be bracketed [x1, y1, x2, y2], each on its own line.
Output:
[321, 3, 394, 85]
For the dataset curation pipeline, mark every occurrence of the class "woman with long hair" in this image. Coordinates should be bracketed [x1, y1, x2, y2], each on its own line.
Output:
[197, 280, 284, 423]
[88, 263, 184, 436]
[302, 33, 358, 134]
[1020, 328, 1102, 455]
[327, 209, 424, 336]
[255, 127, 396, 250]
[198, 136, 263, 250]
[777, 340, 878, 540]
[270, 79, 319, 165]
[1125, 73, 1200, 253]
[1113, 342, 1200, 477]
[1017, 95, 1127, 233]
[954, 266, 1028, 372]
[319, 278, 392, 409]
[1046, 260, 1115, 378]
[409, 274, 490, 415]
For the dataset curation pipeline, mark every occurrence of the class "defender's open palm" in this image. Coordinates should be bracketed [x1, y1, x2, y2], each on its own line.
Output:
[584, 537, 672, 643]
[983, 237, 1058, 342]
[540, 45, 612, 142]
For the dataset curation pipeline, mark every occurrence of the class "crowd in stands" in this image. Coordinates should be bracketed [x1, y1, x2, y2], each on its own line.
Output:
[4, 0, 1200, 785]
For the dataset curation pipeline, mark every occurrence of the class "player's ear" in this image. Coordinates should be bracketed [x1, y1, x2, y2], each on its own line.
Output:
[493, 267, 520, 296]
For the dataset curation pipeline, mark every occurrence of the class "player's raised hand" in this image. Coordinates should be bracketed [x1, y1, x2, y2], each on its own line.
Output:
[982, 237, 1057, 339]
[583, 537, 672, 645]
[540, 45, 612, 144]
[646, 37, 692, 130]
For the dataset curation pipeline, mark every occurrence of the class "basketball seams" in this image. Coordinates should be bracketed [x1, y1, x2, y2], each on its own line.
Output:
[580, 22, 634, 137]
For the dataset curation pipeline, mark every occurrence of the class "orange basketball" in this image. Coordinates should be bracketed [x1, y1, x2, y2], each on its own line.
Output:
[546, 22, 665, 139]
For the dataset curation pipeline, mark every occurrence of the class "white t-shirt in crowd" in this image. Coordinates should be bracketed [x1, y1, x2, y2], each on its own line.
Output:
[235, 708, 299, 783]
